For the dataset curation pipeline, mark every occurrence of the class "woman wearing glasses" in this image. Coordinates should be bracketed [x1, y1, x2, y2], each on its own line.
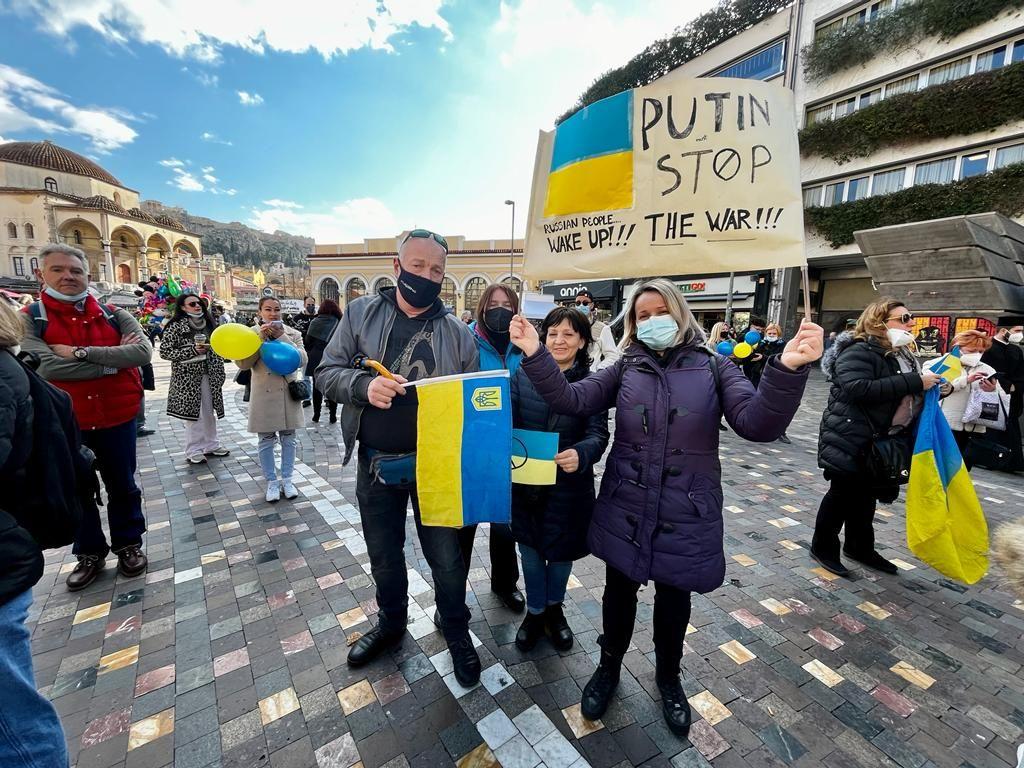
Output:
[160, 293, 229, 465]
[815, 299, 941, 577]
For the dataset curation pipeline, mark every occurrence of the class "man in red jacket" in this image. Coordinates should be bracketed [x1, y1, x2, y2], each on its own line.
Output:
[21, 244, 153, 591]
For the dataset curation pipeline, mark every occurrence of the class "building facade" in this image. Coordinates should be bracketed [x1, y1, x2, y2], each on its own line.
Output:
[309, 235, 524, 316]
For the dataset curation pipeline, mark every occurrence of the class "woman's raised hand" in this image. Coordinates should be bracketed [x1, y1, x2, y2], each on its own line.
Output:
[509, 314, 541, 357]
[780, 320, 824, 371]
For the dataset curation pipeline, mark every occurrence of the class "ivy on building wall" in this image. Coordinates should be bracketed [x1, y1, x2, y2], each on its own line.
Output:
[557, 0, 791, 124]
[804, 163, 1024, 246]
[803, 0, 1024, 82]
[799, 62, 1024, 163]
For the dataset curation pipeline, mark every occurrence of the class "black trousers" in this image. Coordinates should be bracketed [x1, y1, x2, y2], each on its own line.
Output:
[812, 473, 879, 559]
[311, 374, 336, 419]
[457, 523, 520, 594]
[600, 564, 691, 681]
[952, 430, 974, 472]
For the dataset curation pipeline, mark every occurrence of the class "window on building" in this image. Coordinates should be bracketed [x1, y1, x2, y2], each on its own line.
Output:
[815, 18, 843, 41]
[960, 151, 990, 178]
[868, 0, 894, 20]
[113, 192, 122, 207]
[872, 167, 906, 195]
[823, 182, 845, 206]
[885, 73, 919, 97]
[802, 186, 822, 207]
[834, 97, 857, 118]
[29, 257, 38, 273]
[99, 263, 107, 281]
[5, 223, 15, 239]
[73, 229, 82, 245]
[711, 40, 786, 80]
[914, 157, 956, 185]
[805, 104, 834, 126]
[1013, 40, 1024, 64]
[345, 277, 366, 305]
[24, 223, 33, 239]
[44, 177, 57, 193]
[464, 277, 487, 311]
[372, 276, 394, 295]
[975, 47, 1006, 73]
[859, 89, 881, 109]
[848, 176, 869, 201]
[928, 57, 970, 86]
[502, 276, 523, 294]
[440, 277, 457, 309]
[995, 143, 1024, 169]
[12, 257, 24, 276]
[319, 278, 340, 304]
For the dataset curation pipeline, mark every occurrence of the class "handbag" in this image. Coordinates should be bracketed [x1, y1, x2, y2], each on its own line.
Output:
[288, 379, 311, 402]
[965, 434, 1014, 471]
[963, 383, 1010, 431]
[857, 404, 912, 487]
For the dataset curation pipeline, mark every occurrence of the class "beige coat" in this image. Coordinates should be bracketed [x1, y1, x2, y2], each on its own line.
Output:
[237, 325, 308, 434]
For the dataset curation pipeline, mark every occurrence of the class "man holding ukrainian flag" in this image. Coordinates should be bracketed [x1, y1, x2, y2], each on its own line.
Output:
[316, 229, 484, 686]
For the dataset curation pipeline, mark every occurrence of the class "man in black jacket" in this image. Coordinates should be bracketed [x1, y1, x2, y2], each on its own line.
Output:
[982, 318, 1024, 471]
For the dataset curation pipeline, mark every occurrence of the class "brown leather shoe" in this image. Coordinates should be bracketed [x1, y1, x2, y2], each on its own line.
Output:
[116, 545, 148, 577]
[66, 555, 104, 591]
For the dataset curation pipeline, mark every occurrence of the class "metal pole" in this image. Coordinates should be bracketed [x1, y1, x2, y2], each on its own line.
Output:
[724, 271, 736, 326]
[510, 201, 515, 292]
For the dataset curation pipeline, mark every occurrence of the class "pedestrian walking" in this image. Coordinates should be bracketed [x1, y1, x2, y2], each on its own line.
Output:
[982, 319, 1024, 471]
[316, 228, 483, 686]
[20, 243, 151, 591]
[814, 299, 941, 578]
[160, 293, 229, 465]
[511, 306, 608, 652]
[459, 283, 525, 614]
[573, 289, 621, 371]
[237, 297, 308, 503]
[305, 299, 343, 423]
[509, 278, 820, 736]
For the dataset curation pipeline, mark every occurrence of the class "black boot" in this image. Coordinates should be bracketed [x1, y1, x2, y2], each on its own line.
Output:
[657, 675, 692, 738]
[810, 546, 851, 578]
[515, 612, 546, 652]
[544, 603, 573, 652]
[843, 548, 898, 574]
[581, 647, 621, 721]
[347, 625, 403, 667]
[449, 634, 481, 687]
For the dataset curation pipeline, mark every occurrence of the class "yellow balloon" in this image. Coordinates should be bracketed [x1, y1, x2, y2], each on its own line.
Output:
[210, 323, 262, 360]
[733, 342, 753, 359]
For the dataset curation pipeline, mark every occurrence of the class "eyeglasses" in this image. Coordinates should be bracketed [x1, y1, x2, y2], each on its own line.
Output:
[887, 312, 914, 323]
[184, 301, 202, 308]
[401, 229, 448, 253]
[574, 299, 592, 306]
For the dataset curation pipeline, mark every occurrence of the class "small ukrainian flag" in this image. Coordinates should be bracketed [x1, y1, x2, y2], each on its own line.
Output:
[930, 346, 963, 383]
[512, 429, 558, 486]
[544, 90, 634, 218]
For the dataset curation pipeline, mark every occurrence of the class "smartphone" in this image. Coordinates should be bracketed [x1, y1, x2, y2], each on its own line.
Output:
[270, 320, 284, 329]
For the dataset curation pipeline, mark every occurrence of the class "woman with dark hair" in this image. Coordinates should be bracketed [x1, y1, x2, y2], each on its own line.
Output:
[511, 306, 608, 652]
[458, 283, 525, 613]
[305, 299, 343, 423]
[159, 293, 228, 465]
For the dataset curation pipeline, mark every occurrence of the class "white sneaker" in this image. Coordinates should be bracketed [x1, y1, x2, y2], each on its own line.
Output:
[282, 479, 299, 499]
[265, 480, 281, 503]
[187, 453, 207, 465]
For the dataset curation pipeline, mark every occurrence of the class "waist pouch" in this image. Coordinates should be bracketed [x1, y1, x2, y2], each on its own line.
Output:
[366, 449, 416, 487]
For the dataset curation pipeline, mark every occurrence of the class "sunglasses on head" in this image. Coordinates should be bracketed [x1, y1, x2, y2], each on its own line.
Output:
[402, 229, 448, 253]
[888, 312, 914, 323]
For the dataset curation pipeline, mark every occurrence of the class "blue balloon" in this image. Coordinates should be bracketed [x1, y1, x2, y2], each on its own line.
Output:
[261, 340, 301, 376]
[744, 330, 762, 345]
[716, 340, 734, 355]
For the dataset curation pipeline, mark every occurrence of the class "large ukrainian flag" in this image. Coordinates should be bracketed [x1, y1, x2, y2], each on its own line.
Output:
[544, 90, 634, 218]
[906, 388, 989, 584]
[416, 370, 512, 528]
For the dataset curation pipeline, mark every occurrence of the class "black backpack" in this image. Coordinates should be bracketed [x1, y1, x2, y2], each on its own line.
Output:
[8, 352, 95, 549]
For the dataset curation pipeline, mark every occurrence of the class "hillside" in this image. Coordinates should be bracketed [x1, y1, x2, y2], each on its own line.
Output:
[141, 200, 313, 270]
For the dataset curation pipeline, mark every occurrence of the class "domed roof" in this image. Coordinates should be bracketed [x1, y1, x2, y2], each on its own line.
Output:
[154, 213, 183, 229]
[0, 140, 122, 186]
[128, 207, 157, 223]
[81, 195, 127, 215]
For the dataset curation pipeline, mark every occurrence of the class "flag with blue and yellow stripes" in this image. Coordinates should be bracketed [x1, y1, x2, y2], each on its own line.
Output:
[415, 370, 512, 528]
[906, 388, 989, 584]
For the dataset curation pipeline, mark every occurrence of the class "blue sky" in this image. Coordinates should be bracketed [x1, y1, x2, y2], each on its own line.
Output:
[0, 0, 711, 242]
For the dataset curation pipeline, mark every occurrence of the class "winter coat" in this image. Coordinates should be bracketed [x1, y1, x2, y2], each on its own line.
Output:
[519, 341, 807, 592]
[159, 318, 226, 421]
[818, 333, 924, 476]
[0, 350, 43, 606]
[305, 315, 341, 377]
[923, 358, 998, 434]
[510, 363, 609, 561]
[237, 325, 308, 434]
[588, 319, 621, 372]
[472, 322, 523, 376]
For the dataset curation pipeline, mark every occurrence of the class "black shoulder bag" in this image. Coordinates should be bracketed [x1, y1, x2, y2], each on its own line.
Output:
[856, 402, 912, 487]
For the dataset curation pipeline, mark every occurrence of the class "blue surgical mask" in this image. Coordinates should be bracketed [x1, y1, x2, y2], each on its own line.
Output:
[637, 315, 678, 351]
[44, 285, 89, 302]
[575, 304, 590, 315]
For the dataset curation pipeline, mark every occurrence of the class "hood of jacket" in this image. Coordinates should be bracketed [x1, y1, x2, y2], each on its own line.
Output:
[822, 331, 858, 381]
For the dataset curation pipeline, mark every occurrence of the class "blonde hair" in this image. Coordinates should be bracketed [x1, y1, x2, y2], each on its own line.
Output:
[951, 329, 992, 351]
[853, 297, 907, 351]
[0, 299, 25, 348]
[765, 323, 782, 336]
[707, 322, 730, 346]
[621, 278, 705, 350]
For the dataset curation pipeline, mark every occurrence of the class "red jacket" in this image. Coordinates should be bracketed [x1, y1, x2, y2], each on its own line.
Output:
[27, 294, 142, 430]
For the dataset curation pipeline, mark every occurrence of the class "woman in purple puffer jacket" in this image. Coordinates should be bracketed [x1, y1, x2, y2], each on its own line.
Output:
[509, 278, 822, 737]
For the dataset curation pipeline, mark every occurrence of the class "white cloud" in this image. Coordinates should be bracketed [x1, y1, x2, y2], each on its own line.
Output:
[0, 64, 137, 152]
[249, 198, 397, 241]
[169, 167, 204, 191]
[203, 172, 218, 183]
[200, 131, 233, 146]
[237, 90, 263, 106]
[181, 67, 219, 88]
[210, 187, 237, 196]
[11, 1, 451, 61]
[159, 157, 184, 167]
[201, 165, 214, 173]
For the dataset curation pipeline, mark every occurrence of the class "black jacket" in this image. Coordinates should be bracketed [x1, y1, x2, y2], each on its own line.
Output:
[305, 315, 341, 376]
[0, 350, 44, 607]
[509, 363, 609, 561]
[982, 339, 1024, 415]
[818, 333, 924, 476]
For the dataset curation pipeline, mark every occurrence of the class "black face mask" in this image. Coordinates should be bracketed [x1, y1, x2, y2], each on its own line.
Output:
[396, 267, 442, 308]
[483, 307, 513, 335]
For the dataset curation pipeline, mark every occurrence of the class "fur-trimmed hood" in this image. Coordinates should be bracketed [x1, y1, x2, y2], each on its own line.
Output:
[822, 331, 857, 381]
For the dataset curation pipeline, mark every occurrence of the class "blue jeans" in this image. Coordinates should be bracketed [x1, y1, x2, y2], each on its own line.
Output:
[0, 590, 68, 767]
[258, 431, 296, 481]
[355, 450, 469, 642]
[518, 544, 572, 615]
[75, 419, 147, 557]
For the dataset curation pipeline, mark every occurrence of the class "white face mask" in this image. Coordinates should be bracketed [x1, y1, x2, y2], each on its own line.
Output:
[765, 335, 779, 343]
[959, 352, 982, 367]
[1011, 332, 1024, 344]
[886, 328, 915, 348]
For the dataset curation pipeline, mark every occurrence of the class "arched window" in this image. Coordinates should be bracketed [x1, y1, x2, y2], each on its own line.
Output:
[345, 277, 367, 305]
[463, 277, 487, 313]
[117, 263, 131, 282]
[440, 277, 457, 309]
[24, 223, 34, 240]
[372, 276, 395, 295]
[501, 276, 523, 294]
[120, 235, 128, 247]
[319, 277, 340, 304]
[73, 229, 82, 245]
[6, 223, 15, 239]
[44, 177, 57, 193]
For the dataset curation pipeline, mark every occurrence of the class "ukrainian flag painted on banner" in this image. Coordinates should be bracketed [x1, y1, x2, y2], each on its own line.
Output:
[512, 428, 558, 486]
[416, 370, 512, 528]
[544, 89, 633, 218]
[906, 388, 989, 584]
[930, 346, 963, 383]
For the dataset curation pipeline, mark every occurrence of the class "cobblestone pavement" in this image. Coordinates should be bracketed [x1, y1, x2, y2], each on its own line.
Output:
[30, 359, 1024, 768]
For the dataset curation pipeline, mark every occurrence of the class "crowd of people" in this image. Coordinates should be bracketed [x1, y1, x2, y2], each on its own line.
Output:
[1, 234, 1021, 764]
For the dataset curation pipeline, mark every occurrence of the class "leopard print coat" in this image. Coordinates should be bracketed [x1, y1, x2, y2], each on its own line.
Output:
[159, 318, 226, 421]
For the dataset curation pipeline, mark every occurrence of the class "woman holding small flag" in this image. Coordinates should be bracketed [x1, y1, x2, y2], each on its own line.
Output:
[509, 278, 821, 737]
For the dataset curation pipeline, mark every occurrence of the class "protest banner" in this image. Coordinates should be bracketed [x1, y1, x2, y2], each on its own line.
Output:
[524, 77, 805, 280]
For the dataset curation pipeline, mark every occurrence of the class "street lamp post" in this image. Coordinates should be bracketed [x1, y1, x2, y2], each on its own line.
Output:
[504, 199, 515, 296]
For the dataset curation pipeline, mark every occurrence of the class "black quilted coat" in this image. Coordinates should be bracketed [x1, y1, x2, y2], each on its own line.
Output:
[509, 363, 609, 562]
[818, 333, 924, 476]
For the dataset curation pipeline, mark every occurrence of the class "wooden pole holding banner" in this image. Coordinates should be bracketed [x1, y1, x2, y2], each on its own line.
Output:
[801, 265, 812, 325]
